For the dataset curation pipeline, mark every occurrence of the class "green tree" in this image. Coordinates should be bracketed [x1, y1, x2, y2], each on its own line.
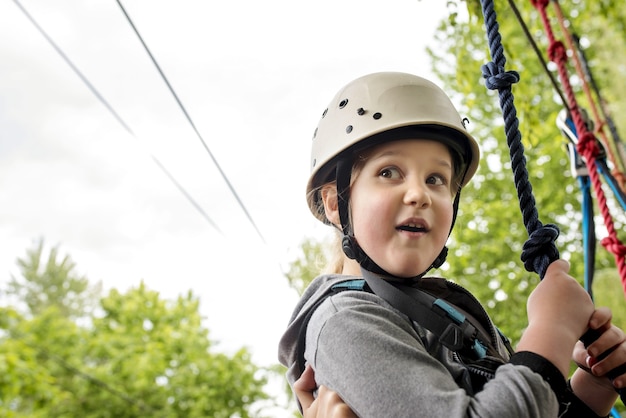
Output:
[284, 1, 626, 411]
[0, 305, 88, 417]
[285, 238, 332, 296]
[428, 0, 626, 344]
[1, 243, 270, 417]
[6, 238, 101, 320]
[77, 283, 268, 418]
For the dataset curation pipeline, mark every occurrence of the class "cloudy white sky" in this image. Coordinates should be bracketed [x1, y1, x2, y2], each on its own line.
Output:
[0, 0, 453, 411]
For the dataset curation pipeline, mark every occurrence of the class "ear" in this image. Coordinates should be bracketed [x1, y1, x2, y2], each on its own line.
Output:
[321, 184, 341, 227]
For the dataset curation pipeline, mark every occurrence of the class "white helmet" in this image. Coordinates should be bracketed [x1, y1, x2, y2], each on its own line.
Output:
[306, 72, 480, 223]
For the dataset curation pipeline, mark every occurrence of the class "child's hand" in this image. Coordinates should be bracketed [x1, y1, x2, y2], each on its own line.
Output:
[518, 260, 595, 376]
[295, 365, 357, 418]
[526, 260, 594, 336]
[570, 307, 626, 415]
[574, 307, 626, 389]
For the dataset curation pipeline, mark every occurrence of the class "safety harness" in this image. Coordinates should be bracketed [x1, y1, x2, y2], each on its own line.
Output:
[295, 268, 515, 379]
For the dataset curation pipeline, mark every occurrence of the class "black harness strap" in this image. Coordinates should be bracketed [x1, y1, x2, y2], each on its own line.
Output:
[360, 269, 488, 359]
[295, 273, 491, 376]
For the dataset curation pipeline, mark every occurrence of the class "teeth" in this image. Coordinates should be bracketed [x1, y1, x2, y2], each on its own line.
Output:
[398, 223, 426, 232]
[406, 223, 424, 228]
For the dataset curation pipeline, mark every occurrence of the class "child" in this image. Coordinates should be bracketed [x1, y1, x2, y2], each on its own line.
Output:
[278, 72, 626, 417]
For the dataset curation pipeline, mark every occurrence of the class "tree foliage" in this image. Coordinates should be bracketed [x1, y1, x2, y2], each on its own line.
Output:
[286, 0, 626, 411]
[427, 0, 626, 344]
[287, 0, 626, 340]
[6, 237, 101, 320]
[1, 241, 269, 417]
[285, 238, 333, 296]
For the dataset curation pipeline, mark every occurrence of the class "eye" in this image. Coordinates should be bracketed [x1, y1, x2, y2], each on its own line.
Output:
[379, 167, 402, 179]
[426, 173, 448, 186]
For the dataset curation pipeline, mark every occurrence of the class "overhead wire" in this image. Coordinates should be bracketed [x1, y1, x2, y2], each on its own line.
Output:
[11, 0, 222, 235]
[116, 0, 267, 245]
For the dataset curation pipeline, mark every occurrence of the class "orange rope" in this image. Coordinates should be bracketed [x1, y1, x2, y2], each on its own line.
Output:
[532, 0, 626, 298]
[551, 0, 626, 193]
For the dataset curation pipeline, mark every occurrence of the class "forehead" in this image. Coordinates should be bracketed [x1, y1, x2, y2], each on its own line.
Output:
[360, 139, 453, 163]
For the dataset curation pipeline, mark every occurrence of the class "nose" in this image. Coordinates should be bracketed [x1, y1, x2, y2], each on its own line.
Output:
[403, 180, 431, 208]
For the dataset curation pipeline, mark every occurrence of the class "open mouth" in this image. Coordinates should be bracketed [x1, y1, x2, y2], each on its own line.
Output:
[397, 223, 428, 233]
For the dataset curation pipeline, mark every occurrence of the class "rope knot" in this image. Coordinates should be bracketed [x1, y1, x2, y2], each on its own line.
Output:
[548, 41, 567, 63]
[481, 62, 520, 90]
[601, 236, 626, 257]
[521, 223, 560, 278]
[576, 132, 601, 159]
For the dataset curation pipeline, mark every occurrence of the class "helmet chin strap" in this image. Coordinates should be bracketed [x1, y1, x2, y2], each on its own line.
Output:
[335, 159, 454, 281]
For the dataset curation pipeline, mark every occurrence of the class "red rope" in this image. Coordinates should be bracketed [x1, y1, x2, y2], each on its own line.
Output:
[532, 0, 626, 298]
[551, 1, 626, 193]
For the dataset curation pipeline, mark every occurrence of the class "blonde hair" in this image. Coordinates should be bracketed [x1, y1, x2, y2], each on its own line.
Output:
[322, 230, 345, 274]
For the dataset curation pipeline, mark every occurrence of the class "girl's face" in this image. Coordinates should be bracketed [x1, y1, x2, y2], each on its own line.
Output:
[350, 139, 455, 278]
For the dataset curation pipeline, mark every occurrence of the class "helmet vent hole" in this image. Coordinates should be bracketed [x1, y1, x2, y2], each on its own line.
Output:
[373, 112, 382, 120]
[313, 128, 318, 139]
[346, 125, 353, 133]
[357, 108, 365, 115]
[322, 108, 328, 118]
[339, 99, 349, 109]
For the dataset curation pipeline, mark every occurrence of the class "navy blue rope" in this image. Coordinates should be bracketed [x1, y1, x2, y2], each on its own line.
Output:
[479, 0, 559, 279]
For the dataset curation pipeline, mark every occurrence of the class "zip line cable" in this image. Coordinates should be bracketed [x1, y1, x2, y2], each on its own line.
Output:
[12, 0, 134, 136]
[116, 0, 267, 245]
[150, 156, 222, 233]
[12, 0, 222, 235]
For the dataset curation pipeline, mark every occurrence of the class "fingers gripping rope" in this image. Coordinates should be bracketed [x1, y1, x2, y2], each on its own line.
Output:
[479, 1, 560, 279]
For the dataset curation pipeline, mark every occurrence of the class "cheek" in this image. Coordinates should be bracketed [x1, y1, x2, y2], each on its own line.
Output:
[350, 192, 394, 239]
[436, 199, 455, 235]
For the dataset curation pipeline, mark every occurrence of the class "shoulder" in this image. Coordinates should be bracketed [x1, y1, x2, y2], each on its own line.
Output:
[306, 283, 420, 350]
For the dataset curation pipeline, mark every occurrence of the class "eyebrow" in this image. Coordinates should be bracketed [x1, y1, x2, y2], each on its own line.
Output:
[371, 150, 452, 170]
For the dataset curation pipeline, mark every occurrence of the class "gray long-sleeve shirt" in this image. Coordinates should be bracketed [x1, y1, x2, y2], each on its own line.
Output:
[279, 274, 602, 417]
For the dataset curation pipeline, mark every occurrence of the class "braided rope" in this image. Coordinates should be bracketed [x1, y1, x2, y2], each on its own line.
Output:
[551, 0, 626, 190]
[531, 0, 626, 297]
[478, 0, 560, 279]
